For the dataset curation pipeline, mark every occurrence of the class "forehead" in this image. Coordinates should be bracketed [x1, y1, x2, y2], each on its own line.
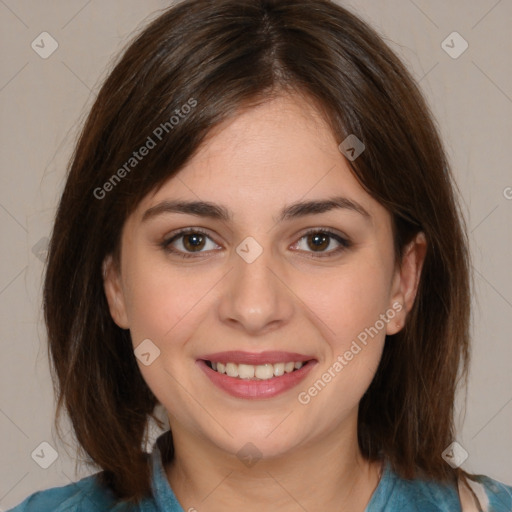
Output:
[131, 93, 389, 230]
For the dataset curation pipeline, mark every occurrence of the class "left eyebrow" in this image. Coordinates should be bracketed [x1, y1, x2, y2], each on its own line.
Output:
[141, 196, 371, 224]
[276, 196, 371, 223]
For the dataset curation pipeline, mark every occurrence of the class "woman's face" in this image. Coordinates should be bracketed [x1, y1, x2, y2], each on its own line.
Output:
[104, 93, 424, 459]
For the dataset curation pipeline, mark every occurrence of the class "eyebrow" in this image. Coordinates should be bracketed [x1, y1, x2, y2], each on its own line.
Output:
[141, 196, 371, 224]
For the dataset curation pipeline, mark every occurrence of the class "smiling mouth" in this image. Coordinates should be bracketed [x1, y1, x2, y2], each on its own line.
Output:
[204, 360, 313, 380]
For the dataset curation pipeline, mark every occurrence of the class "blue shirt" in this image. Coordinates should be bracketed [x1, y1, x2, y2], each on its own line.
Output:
[8, 431, 512, 511]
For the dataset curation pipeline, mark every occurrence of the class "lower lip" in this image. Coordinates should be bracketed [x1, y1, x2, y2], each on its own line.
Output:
[197, 359, 316, 399]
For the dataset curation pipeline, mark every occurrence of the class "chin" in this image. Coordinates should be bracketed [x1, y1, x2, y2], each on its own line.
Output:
[201, 415, 308, 462]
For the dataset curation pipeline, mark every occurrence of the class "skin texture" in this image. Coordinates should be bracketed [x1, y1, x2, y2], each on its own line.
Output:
[103, 93, 427, 512]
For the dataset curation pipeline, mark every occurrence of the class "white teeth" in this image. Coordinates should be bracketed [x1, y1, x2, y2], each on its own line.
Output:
[209, 360, 307, 380]
[238, 364, 255, 379]
[225, 362, 238, 377]
[273, 362, 285, 376]
[284, 362, 295, 373]
[255, 364, 274, 379]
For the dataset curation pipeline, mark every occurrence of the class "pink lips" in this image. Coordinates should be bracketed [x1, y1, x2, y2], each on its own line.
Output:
[197, 351, 317, 399]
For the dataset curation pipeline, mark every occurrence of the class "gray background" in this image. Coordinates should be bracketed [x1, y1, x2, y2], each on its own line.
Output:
[1, 0, 511, 509]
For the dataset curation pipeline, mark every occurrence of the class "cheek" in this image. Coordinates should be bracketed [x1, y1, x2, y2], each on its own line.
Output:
[122, 252, 216, 344]
[122, 257, 211, 413]
[124, 278, 178, 345]
[294, 264, 392, 417]
[298, 259, 393, 350]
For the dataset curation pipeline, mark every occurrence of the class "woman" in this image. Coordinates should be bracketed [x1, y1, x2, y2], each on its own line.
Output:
[9, 0, 512, 510]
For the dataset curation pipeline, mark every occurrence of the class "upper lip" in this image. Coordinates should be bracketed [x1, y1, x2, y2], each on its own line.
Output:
[199, 351, 315, 365]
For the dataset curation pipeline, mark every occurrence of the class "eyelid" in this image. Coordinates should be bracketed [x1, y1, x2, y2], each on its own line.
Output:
[296, 226, 350, 243]
[163, 226, 217, 243]
[161, 227, 222, 258]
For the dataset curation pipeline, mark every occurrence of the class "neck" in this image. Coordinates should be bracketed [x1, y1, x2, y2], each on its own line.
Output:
[165, 417, 382, 512]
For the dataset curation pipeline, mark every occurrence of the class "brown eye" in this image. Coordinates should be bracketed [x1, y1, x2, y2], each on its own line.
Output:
[161, 228, 220, 258]
[293, 229, 351, 258]
[182, 233, 206, 252]
[306, 232, 331, 252]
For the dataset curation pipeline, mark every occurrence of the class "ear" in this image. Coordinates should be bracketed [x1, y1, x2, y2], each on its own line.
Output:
[386, 232, 427, 335]
[102, 254, 130, 329]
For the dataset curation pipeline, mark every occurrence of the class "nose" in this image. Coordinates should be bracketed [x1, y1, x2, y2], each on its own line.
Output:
[217, 242, 295, 336]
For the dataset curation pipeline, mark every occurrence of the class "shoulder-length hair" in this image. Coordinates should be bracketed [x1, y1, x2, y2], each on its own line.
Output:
[44, 0, 471, 504]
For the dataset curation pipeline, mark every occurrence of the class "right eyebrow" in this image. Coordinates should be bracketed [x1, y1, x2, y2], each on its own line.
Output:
[141, 200, 231, 223]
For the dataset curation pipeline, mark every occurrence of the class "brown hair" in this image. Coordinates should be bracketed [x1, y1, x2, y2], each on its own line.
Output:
[44, 0, 472, 505]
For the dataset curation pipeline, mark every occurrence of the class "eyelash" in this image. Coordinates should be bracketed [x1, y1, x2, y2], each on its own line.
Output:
[160, 227, 351, 259]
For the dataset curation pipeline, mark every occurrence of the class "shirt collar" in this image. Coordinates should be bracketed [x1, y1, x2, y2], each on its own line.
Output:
[149, 430, 185, 512]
